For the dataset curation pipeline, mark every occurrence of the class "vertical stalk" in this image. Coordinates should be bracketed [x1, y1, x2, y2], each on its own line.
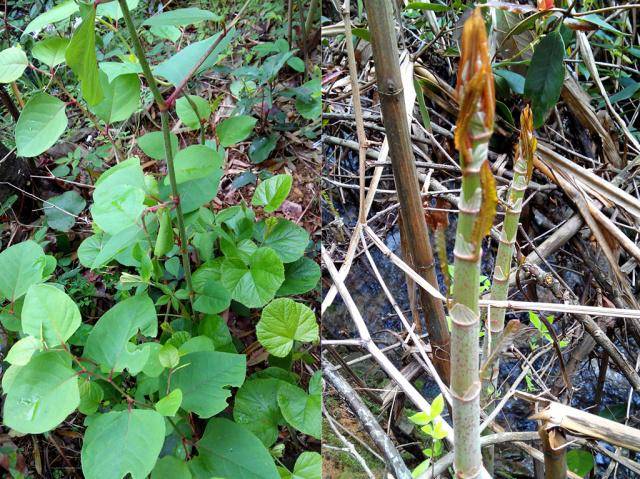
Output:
[482, 107, 536, 391]
[118, 0, 194, 309]
[538, 426, 568, 479]
[363, 0, 450, 382]
[304, 0, 320, 39]
[450, 9, 496, 477]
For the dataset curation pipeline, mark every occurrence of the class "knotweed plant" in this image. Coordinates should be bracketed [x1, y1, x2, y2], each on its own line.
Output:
[450, 8, 497, 477]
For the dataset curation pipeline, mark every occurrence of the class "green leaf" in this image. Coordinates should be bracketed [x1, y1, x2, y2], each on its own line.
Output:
[154, 30, 235, 86]
[90, 72, 141, 123]
[291, 452, 321, 479]
[31, 37, 70, 68]
[91, 183, 145, 235]
[0, 47, 28, 83]
[0, 240, 46, 301]
[176, 95, 211, 131]
[233, 378, 283, 446]
[150, 25, 181, 42]
[15, 92, 68, 157]
[277, 381, 321, 439]
[65, 3, 103, 105]
[78, 378, 103, 415]
[430, 394, 444, 420]
[170, 145, 222, 184]
[3, 351, 79, 434]
[152, 456, 192, 479]
[406, 2, 448, 12]
[249, 134, 278, 164]
[22, 283, 81, 346]
[199, 314, 235, 352]
[161, 351, 246, 418]
[578, 14, 625, 36]
[158, 165, 223, 213]
[143, 8, 222, 27]
[159, 343, 180, 368]
[277, 257, 320, 296]
[99, 60, 143, 82]
[217, 115, 257, 147]
[95, 156, 146, 192]
[524, 31, 565, 128]
[81, 409, 165, 479]
[137, 131, 179, 161]
[494, 69, 525, 95]
[252, 174, 292, 213]
[96, 0, 139, 20]
[566, 449, 594, 477]
[220, 247, 285, 308]
[23, 0, 79, 36]
[256, 298, 318, 357]
[259, 218, 309, 263]
[294, 78, 321, 120]
[196, 418, 279, 479]
[193, 280, 231, 315]
[155, 388, 182, 416]
[5, 336, 42, 366]
[287, 56, 305, 72]
[83, 294, 157, 374]
[44, 190, 86, 232]
[351, 28, 370, 42]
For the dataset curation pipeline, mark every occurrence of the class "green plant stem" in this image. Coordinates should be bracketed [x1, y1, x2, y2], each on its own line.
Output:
[117, 0, 194, 312]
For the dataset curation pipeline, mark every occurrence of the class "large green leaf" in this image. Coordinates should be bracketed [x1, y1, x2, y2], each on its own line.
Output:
[83, 294, 157, 374]
[259, 218, 308, 263]
[193, 280, 231, 315]
[217, 115, 257, 147]
[95, 156, 146, 191]
[15, 92, 68, 157]
[143, 8, 222, 27]
[524, 31, 565, 128]
[0, 240, 46, 301]
[44, 190, 86, 232]
[256, 298, 318, 357]
[22, 284, 81, 347]
[91, 184, 146, 235]
[32, 37, 70, 68]
[252, 174, 292, 213]
[161, 350, 245, 418]
[137, 131, 179, 161]
[280, 452, 322, 479]
[196, 418, 279, 479]
[158, 166, 223, 213]
[23, 0, 78, 36]
[151, 455, 192, 479]
[3, 351, 79, 434]
[5, 336, 42, 366]
[170, 145, 222, 184]
[233, 378, 283, 446]
[277, 257, 320, 296]
[81, 409, 165, 479]
[90, 72, 141, 123]
[65, 3, 103, 105]
[566, 449, 594, 477]
[220, 247, 285, 308]
[176, 95, 211, 130]
[277, 381, 321, 439]
[0, 47, 28, 83]
[78, 225, 145, 269]
[154, 29, 235, 86]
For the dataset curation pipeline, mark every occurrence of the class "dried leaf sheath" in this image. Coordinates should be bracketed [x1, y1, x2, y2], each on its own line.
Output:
[450, 8, 496, 478]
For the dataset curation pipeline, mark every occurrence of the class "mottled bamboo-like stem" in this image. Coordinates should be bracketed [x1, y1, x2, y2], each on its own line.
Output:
[450, 9, 496, 478]
[482, 107, 536, 390]
[363, 0, 450, 381]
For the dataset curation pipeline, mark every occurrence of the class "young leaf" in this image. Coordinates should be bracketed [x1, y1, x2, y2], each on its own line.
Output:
[65, 3, 103, 105]
[0, 46, 28, 83]
[5, 336, 42, 366]
[31, 37, 70, 68]
[151, 456, 192, 479]
[154, 208, 174, 257]
[524, 31, 565, 128]
[291, 452, 322, 479]
[252, 174, 293, 213]
[0, 240, 46, 301]
[196, 418, 280, 479]
[176, 95, 211, 130]
[22, 283, 81, 347]
[277, 381, 321, 439]
[3, 351, 79, 434]
[15, 92, 68, 157]
[158, 343, 180, 368]
[155, 388, 182, 417]
[161, 350, 246, 418]
[217, 115, 257, 147]
[233, 378, 284, 446]
[81, 409, 165, 479]
[78, 378, 103, 415]
[256, 298, 318, 357]
[220, 247, 285, 308]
